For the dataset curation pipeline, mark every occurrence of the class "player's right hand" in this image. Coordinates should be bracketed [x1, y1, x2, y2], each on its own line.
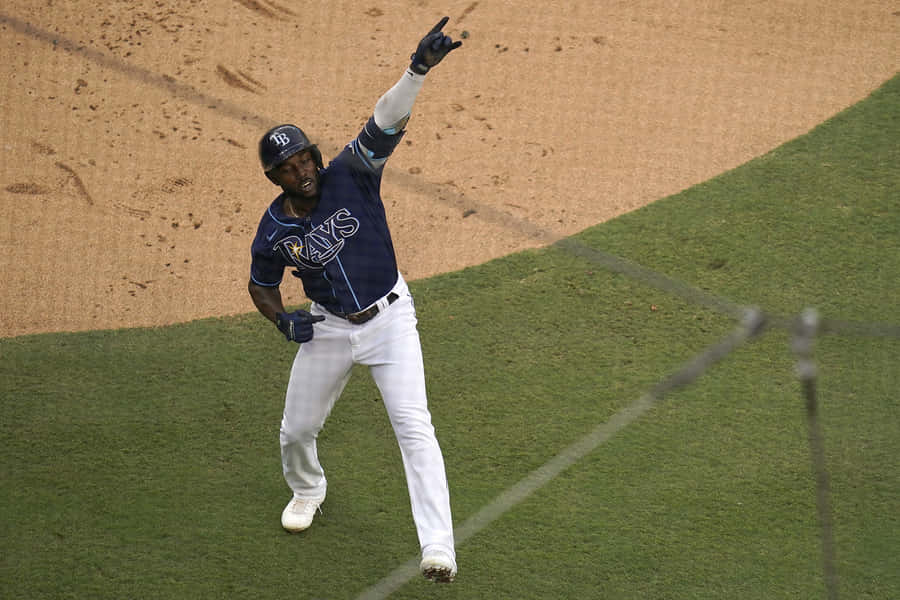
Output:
[409, 16, 462, 75]
[276, 310, 326, 343]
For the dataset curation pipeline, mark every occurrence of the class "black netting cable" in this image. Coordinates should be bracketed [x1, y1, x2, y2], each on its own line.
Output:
[793, 308, 839, 600]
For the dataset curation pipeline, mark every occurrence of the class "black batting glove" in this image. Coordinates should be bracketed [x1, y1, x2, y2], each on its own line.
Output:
[409, 16, 462, 75]
[275, 310, 326, 343]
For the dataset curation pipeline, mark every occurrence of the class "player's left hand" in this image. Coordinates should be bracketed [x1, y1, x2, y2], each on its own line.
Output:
[409, 16, 462, 75]
[275, 310, 326, 343]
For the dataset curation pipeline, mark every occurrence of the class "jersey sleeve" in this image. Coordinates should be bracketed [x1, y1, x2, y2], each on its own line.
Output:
[249, 224, 285, 287]
[250, 256, 284, 287]
[352, 116, 407, 171]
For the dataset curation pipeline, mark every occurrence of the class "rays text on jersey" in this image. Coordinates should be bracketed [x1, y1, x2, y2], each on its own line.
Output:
[275, 208, 360, 269]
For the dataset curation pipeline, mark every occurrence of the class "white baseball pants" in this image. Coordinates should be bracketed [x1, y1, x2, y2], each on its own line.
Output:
[279, 274, 455, 558]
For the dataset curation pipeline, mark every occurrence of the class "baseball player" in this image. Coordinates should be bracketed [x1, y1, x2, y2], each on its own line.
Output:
[247, 17, 462, 583]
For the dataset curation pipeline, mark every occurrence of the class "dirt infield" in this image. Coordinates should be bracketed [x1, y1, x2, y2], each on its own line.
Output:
[1, 2, 897, 338]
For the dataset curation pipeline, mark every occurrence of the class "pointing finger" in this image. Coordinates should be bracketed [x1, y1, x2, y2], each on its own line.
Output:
[429, 16, 449, 35]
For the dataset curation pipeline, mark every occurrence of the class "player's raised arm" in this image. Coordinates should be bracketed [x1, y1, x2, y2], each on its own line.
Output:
[376, 16, 462, 130]
[356, 17, 462, 168]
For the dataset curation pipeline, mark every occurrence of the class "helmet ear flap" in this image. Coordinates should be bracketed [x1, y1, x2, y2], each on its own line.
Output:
[311, 146, 323, 169]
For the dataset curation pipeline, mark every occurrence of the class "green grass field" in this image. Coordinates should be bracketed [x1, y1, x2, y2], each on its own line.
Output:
[2, 75, 898, 599]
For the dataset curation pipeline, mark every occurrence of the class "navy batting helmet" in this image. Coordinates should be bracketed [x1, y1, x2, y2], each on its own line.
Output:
[258, 124, 323, 174]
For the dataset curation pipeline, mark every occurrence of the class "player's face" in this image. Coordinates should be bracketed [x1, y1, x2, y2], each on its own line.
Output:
[271, 150, 319, 198]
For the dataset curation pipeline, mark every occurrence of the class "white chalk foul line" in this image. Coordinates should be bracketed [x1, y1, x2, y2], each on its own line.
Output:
[355, 311, 764, 600]
[354, 395, 654, 600]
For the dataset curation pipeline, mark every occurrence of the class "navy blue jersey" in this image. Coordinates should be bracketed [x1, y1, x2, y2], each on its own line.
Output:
[250, 119, 406, 315]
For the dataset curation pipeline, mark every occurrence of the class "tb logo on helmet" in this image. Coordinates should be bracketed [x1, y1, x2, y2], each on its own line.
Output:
[259, 124, 323, 174]
[270, 132, 292, 146]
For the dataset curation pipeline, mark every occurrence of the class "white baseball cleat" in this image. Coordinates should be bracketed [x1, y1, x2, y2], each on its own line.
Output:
[419, 548, 457, 583]
[280, 494, 325, 532]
